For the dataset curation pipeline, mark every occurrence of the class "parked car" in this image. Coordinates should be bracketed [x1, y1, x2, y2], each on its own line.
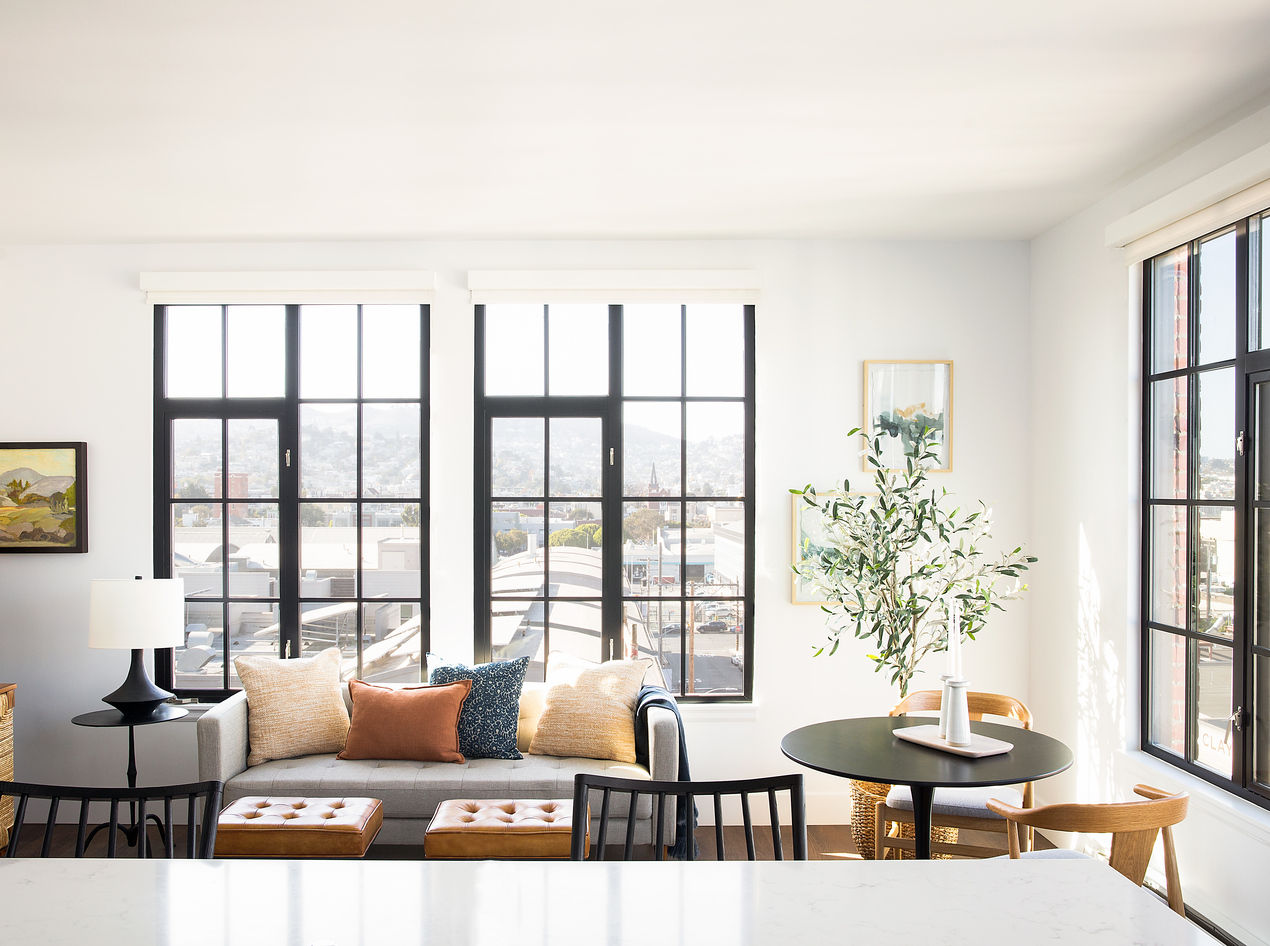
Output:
[660, 623, 681, 637]
[698, 620, 728, 634]
[729, 624, 743, 635]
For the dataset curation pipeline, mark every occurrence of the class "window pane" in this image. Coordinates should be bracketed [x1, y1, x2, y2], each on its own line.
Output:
[687, 616, 744, 696]
[363, 403, 421, 498]
[686, 402, 744, 497]
[361, 602, 423, 682]
[300, 305, 358, 398]
[1255, 655, 1270, 788]
[686, 500, 744, 595]
[623, 501, 681, 596]
[1256, 510, 1270, 650]
[660, 616, 685, 695]
[548, 501, 602, 595]
[300, 601, 359, 660]
[1151, 247, 1188, 375]
[1257, 214, 1268, 351]
[301, 404, 357, 498]
[623, 304, 682, 396]
[300, 502, 357, 597]
[1257, 380, 1270, 502]
[486, 304, 544, 396]
[226, 305, 285, 398]
[549, 417, 602, 497]
[545, 599, 603, 666]
[1150, 377, 1187, 499]
[1197, 229, 1236, 365]
[624, 402, 681, 495]
[227, 419, 277, 499]
[363, 305, 421, 399]
[1148, 628, 1186, 757]
[166, 305, 222, 398]
[1194, 641, 1233, 778]
[685, 304, 744, 396]
[491, 599, 545, 682]
[1149, 505, 1186, 628]
[492, 417, 544, 497]
[363, 503, 421, 598]
[172, 503, 223, 593]
[548, 304, 608, 395]
[492, 501, 543, 597]
[622, 598, 671, 667]
[172, 418, 221, 498]
[174, 600, 225, 690]
[1195, 506, 1234, 639]
[1197, 368, 1234, 501]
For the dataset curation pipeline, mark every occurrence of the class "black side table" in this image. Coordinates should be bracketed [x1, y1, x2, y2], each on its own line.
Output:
[72, 704, 189, 847]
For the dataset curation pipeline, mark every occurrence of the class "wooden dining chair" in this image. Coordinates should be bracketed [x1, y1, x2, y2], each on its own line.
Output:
[570, 772, 807, 861]
[0, 780, 223, 858]
[875, 689, 1033, 859]
[986, 784, 1189, 915]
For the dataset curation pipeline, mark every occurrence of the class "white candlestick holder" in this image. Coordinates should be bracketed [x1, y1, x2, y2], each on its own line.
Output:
[945, 679, 972, 747]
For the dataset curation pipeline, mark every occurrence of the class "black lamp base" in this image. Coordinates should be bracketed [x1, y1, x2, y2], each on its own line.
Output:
[103, 648, 173, 722]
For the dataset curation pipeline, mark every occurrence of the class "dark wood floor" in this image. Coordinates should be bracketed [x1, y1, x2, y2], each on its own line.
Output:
[10, 823, 1017, 860]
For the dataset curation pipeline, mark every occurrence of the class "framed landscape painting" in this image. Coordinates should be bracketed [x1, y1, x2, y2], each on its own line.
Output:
[0, 442, 87, 552]
[863, 360, 952, 472]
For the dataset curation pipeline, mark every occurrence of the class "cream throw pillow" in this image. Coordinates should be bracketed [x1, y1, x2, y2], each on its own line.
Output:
[529, 653, 650, 763]
[234, 647, 350, 766]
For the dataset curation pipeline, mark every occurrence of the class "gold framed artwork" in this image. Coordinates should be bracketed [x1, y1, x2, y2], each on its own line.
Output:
[863, 360, 953, 472]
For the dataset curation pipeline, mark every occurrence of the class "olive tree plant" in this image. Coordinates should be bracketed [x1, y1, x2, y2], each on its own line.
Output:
[792, 427, 1035, 698]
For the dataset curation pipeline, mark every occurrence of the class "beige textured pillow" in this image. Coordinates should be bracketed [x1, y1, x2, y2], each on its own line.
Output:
[529, 653, 650, 763]
[234, 647, 350, 766]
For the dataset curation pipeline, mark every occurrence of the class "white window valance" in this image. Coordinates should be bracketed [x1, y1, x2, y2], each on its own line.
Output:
[467, 270, 760, 304]
[140, 271, 437, 304]
[1106, 141, 1270, 261]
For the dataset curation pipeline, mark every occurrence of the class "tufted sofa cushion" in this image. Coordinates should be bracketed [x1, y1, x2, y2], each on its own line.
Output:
[223, 752, 653, 821]
[423, 798, 577, 858]
[216, 796, 383, 857]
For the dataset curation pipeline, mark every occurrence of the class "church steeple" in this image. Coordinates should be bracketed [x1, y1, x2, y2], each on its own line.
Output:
[648, 461, 660, 493]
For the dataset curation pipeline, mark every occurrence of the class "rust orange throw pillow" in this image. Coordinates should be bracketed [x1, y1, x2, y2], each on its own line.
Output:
[338, 679, 472, 763]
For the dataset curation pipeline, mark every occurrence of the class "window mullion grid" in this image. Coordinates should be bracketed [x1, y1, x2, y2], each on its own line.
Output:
[355, 304, 365, 679]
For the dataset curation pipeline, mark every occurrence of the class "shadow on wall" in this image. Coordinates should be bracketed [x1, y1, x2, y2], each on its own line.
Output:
[1077, 523, 1122, 807]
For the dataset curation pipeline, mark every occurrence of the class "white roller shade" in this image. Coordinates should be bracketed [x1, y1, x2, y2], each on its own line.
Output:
[467, 270, 760, 304]
[141, 271, 437, 304]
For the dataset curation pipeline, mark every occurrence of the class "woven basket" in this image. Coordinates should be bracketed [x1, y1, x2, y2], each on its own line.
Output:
[849, 779, 958, 859]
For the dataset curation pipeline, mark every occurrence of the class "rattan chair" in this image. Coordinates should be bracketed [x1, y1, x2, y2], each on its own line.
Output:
[987, 784, 1189, 915]
[0, 780, 223, 858]
[570, 772, 807, 861]
[875, 689, 1033, 859]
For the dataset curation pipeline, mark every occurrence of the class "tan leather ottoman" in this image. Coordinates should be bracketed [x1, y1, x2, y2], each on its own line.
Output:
[215, 797, 383, 858]
[424, 799, 582, 859]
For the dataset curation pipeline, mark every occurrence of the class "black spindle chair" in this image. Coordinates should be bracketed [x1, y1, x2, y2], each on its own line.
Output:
[570, 772, 807, 861]
[0, 780, 223, 859]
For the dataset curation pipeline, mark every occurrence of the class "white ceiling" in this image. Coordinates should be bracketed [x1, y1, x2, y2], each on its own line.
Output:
[3, 0, 1270, 244]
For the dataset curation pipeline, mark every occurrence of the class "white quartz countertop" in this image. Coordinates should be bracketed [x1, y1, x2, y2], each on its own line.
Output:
[0, 856, 1217, 946]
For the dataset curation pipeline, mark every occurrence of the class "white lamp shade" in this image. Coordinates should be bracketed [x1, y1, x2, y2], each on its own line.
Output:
[89, 578, 185, 650]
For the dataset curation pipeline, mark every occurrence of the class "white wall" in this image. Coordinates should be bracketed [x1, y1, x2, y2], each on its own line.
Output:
[1029, 101, 1270, 946]
[0, 237, 1032, 825]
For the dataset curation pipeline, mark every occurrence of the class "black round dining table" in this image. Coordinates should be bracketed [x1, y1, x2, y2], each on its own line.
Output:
[780, 716, 1072, 859]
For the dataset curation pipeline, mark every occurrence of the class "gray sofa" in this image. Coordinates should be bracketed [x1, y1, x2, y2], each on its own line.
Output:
[197, 681, 680, 846]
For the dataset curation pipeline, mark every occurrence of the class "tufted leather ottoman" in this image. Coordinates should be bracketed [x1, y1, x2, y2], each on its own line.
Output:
[215, 797, 383, 858]
[424, 799, 581, 859]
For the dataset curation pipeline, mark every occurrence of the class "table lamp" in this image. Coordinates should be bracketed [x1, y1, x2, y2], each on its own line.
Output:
[89, 577, 184, 721]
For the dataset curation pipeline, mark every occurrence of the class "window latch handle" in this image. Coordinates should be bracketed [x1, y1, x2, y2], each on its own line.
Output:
[1237, 431, 1246, 457]
[1232, 706, 1245, 732]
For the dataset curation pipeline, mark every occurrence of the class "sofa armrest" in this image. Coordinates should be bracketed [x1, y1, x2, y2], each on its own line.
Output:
[197, 691, 249, 784]
[644, 704, 680, 782]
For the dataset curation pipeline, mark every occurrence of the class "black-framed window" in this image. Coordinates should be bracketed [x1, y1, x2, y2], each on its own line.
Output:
[1142, 207, 1270, 807]
[153, 303, 429, 698]
[474, 302, 755, 701]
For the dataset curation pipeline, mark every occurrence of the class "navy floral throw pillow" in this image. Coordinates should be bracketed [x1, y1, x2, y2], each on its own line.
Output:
[427, 655, 530, 760]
